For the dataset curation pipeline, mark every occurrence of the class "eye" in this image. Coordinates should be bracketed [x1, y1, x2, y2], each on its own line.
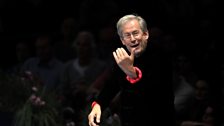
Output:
[123, 34, 131, 38]
[132, 31, 139, 36]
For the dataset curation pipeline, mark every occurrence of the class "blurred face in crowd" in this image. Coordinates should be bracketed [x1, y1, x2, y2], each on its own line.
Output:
[195, 80, 209, 100]
[35, 37, 52, 62]
[74, 31, 95, 59]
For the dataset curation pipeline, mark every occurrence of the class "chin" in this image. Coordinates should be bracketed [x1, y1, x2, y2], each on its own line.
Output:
[135, 49, 145, 57]
[134, 51, 141, 57]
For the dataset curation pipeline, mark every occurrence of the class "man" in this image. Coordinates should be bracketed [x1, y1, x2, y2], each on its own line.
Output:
[21, 34, 64, 91]
[88, 14, 174, 126]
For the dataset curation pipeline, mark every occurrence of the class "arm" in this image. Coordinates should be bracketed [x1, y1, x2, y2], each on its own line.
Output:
[126, 66, 142, 84]
[88, 62, 121, 126]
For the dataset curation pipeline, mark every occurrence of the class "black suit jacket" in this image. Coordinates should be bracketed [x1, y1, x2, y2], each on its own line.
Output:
[94, 43, 175, 126]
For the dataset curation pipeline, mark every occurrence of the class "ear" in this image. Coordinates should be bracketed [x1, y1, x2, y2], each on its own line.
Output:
[120, 37, 126, 45]
[143, 31, 149, 40]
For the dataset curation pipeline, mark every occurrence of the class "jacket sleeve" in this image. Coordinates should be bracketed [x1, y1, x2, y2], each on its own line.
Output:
[91, 63, 122, 111]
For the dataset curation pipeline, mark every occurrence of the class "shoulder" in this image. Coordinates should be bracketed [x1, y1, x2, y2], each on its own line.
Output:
[23, 57, 39, 66]
[49, 58, 64, 69]
[63, 59, 76, 68]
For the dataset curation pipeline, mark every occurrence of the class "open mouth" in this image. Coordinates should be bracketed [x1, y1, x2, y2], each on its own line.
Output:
[131, 44, 139, 48]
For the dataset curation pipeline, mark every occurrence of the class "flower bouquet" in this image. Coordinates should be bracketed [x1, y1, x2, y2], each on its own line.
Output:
[10, 71, 63, 126]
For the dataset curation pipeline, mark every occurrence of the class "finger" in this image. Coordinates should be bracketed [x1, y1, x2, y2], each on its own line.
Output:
[113, 51, 119, 63]
[120, 47, 129, 57]
[130, 48, 135, 61]
[88, 115, 96, 126]
[89, 121, 97, 126]
[116, 48, 123, 58]
[96, 114, 101, 124]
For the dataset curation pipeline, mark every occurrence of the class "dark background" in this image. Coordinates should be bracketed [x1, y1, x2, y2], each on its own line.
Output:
[0, 0, 219, 69]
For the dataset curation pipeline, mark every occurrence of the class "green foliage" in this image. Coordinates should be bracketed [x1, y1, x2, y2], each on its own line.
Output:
[0, 72, 32, 112]
[0, 71, 63, 126]
[14, 94, 61, 126]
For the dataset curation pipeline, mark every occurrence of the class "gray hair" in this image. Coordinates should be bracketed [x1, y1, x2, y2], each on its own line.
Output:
[116, 14, 148, 37]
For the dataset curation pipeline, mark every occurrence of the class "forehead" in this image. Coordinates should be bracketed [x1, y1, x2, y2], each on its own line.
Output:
[76, 32, 93, 44]
[35, 38, 49, 47]
[121, 19, 141, 33]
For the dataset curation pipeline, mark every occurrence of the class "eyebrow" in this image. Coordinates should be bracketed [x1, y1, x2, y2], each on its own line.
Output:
[123, 30, 140, 35]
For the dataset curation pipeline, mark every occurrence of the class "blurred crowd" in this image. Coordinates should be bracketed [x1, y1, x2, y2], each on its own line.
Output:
[0, 0, 222, 126]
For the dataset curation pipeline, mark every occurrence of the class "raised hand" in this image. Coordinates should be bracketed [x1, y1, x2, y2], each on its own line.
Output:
[113, 47, 137, 78]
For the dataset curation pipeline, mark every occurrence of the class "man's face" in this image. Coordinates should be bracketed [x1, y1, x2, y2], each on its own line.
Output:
[120, 19, 149, 57]
[35, 37, 52, 61]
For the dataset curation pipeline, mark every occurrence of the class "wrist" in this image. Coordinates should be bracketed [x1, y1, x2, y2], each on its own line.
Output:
[91, 101, 98, 108]
[126, 66, 142, 84]
[128, 66, 138, 78]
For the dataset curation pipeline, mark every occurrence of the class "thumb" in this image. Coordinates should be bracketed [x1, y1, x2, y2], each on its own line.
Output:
[96, 114, 101, 123]
[130, 48, 135, 61]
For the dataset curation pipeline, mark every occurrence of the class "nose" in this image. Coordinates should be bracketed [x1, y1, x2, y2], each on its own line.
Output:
[130, 34, 136, 41]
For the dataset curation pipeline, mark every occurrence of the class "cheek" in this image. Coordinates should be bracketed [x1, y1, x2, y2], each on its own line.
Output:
[140, 40, 147, 47]
[121, 39, 126, 45]
[122, 41, 128, 46]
